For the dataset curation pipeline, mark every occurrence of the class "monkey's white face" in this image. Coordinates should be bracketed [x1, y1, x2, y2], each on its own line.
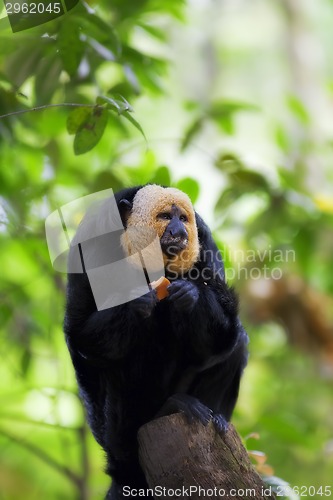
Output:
[120, 185, 200, 275]
[158, 204, 189, 256]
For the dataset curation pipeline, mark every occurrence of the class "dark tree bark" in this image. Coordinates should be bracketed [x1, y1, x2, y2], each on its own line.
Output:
[138, 414, 276, 500]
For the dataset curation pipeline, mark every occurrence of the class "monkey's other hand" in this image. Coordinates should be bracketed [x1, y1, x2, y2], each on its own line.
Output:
[167, 280, 199, 312]
[131, 290, 157, 318]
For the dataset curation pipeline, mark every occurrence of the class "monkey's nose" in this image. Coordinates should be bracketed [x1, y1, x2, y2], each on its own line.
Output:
[169, 227, 187, 239]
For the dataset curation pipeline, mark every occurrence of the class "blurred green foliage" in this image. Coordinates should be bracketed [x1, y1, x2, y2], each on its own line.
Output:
[0, 0, 332, 498]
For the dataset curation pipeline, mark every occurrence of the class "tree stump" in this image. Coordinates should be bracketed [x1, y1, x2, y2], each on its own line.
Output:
[138, 414, 276, 499]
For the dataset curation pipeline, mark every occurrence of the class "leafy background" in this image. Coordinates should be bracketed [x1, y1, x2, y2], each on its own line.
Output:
[0, 0, 332, 498]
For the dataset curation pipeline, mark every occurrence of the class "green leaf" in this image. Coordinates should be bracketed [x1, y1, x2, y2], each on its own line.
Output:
[0, 87, 20, 135]
[91, 171, 124, 194]
[181, 117, 204, 151]
[215, 187, 242, 212]
[209, 100, 259, 118]
[121, 111, 146, 140]
[35, 55, 62, 105]
[97, 95, 133, 114]
[176, 177, 200, 203]
[275, 124, 290, 152]
[21, 349, 32, 376]
[138, 23, 168, 42]
[117, 95, 134, 113]
[123, 64, 141, 94]
[287, 95, 310, 125]
[5, 40, 43, 87]
[73, 107, 108, 155]
[67, 107, 92, 135]
[121, 46, 167, 94]
[96, 95, 123, 113]
[215, 153, 244, 173]
[150, 166, 171, 186]
[0, 303, 12, 325]
[58, 20, 84, 76]
[108, 81, 137, 99]
[230, 170, 270, 191]
[216, 115, 234, 134]
[75, 9, 120, 57]
[278, 166, 300, 190]
[184, 100, 199, 112]
[209, 100, 258, 135]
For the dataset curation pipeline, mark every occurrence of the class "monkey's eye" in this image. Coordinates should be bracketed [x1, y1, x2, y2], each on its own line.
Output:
[179, 214, 188, 223]
[157, 212, 172, 220]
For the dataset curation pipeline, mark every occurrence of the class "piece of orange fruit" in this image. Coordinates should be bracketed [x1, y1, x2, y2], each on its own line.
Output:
[150, 276, 170, 300]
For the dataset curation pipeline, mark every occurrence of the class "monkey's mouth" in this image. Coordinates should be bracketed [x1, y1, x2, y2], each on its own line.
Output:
[160, 236, 188, 256]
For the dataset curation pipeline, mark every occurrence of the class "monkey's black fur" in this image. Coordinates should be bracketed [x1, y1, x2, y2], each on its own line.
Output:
[64, 186, 248, 499]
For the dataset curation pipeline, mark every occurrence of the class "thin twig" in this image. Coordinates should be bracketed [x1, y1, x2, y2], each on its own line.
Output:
[77, 423, 91, 500]
[0, 426, 82, 488]
[0, 102, 98, 120]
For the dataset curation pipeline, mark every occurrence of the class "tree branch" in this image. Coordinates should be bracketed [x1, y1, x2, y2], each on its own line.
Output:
[138, 414, 276, 499]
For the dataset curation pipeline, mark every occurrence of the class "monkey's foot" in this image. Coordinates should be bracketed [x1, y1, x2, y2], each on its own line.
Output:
[156, 394, 229, 434]
[156, 393, 213, 426]
[212, 413, 229, 434]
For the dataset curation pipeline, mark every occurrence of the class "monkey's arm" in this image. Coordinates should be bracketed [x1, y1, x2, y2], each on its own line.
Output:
[64, 273, 155, 362]
[167, 277, 246, 358]
[166, 278, 247, 423]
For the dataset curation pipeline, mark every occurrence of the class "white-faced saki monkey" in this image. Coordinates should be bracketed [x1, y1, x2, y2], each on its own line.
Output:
[64, 184, 248, 499]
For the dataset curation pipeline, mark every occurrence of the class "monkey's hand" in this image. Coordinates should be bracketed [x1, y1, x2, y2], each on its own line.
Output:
[167, 280, 199, 312]
[130, 290, 157, 318]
